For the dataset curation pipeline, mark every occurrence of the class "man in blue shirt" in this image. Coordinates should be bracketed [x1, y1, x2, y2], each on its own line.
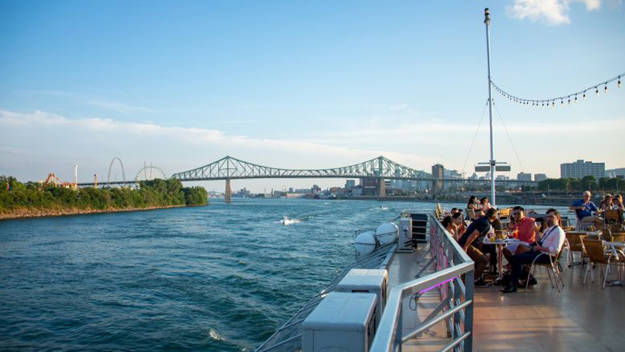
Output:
[570, 191, 600, 229]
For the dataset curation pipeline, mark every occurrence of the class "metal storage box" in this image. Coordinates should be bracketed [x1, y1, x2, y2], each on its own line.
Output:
[302, 292, 377, 352]
[335, 268, 388, 325]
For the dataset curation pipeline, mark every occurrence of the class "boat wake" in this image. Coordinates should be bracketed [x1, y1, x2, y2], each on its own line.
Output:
[280, 216, 301, 226]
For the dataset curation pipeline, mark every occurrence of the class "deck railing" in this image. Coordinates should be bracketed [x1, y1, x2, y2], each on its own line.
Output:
[370, 213, 475, 352]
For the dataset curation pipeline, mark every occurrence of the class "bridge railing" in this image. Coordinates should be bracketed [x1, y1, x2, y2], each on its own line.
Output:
[370, 213, 474, 352]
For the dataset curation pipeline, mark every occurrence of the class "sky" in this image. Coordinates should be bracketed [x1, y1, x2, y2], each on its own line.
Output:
[0, 0, 624, 192]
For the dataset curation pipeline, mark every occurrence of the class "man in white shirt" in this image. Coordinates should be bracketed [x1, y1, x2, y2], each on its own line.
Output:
[502, 210, 565, 293]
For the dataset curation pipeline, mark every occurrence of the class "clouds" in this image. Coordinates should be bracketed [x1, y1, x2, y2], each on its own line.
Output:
[2, 107, 624, 188]
[508, 0, 602, 25]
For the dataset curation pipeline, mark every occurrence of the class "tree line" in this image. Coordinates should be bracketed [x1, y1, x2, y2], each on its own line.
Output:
[0, 176, 208, 213]
[537, 176, 625, 193]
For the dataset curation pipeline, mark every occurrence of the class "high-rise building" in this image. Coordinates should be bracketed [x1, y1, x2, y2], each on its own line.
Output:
[517, 172, 532, 181]
[560, 160, 605, 179]
[431, 164, 444, 193]
[534, 173, 547, 182]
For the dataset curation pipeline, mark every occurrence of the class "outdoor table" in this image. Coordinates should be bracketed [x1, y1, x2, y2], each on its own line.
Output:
[481, 238, 521, 278]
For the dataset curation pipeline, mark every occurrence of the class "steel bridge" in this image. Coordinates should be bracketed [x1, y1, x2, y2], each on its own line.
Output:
[78, 155, 536, 202]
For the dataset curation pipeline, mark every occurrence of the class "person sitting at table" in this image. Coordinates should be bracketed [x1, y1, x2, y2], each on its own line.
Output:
[614, 194, 625, 223]
[451, 212, 466, 240]
[502, 210, 566, 293]
[466, 196, 480, 220]
[457, 208, 498, 287]
[600, 194, 614, 212]
[442, 215, 457, 237]
[537, 208, 558, 234]
[480, 197, 492, 211]
[570, 191, 601, 229]
[503, 206, 536, 262]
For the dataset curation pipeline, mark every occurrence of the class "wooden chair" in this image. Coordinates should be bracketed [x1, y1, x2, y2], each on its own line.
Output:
[434, 203, 443, 219]
[525, 242, 567, 292]
[603, 229, 625, 242]
[604, 209, 621, 225]
[498, 208, 511, 221]
[582, 239, 625, 288]
[566, 232, 587, 267]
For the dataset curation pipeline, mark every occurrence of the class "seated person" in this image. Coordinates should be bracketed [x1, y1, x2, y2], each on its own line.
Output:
[570, 191, 601, 228]
[457, 208, 498, 287]
[451, 212, 466, 240]
[441, 215, 457, 238]
[480, 197, 492, 211]
[537, 208, 557, 236]
[503, 206, 536, 261]
[466, 196, 480, 220]
[502, 210, 566, 293]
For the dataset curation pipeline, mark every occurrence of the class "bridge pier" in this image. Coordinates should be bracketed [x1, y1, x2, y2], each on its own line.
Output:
[378, 178, 386, 198]
[225, 178, 232, 203]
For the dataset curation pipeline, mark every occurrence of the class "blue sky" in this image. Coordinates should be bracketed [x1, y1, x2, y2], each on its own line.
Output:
[1, 0, 623, 192]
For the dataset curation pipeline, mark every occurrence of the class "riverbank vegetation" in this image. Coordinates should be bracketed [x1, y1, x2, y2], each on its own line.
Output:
[0, 177, 208, 219]
[537, 176, 625, 193]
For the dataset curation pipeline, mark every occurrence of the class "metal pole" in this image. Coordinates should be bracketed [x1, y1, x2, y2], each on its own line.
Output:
[484, 8, 496, 207]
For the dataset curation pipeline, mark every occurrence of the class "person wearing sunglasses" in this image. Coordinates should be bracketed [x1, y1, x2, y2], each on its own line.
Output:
[503, 206, 536, 262]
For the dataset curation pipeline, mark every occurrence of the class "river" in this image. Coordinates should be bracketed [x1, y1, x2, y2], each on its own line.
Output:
[0, 198, 572, 351]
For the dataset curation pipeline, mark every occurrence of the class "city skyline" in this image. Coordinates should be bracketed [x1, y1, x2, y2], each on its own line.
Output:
[1, 1, 624, 193]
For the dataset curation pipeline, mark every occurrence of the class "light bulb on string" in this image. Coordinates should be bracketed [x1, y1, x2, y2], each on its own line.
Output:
[595, 86, 599, 95]
[604, 84, 608, 94]
[560, 99, 564, 105]
[568, 97, 571, 104]
[618, 76, 621, 88]
[574, 95, 578, 102]
[583, 91, 587, 99]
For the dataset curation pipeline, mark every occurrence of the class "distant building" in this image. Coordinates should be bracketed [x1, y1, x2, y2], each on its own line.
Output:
[496, 175, 509, 181]
[431, 164, 444, 193]
[560, 160, 605, 179]
[359, 177, 378, 196]
[534, 173, 547, 182]
[517, 172, 532, 181]
[606, 168, 625, 178]
[345, 179, 356, 189]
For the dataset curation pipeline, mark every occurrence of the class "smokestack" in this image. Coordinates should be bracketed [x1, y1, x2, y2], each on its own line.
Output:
[74, 164, 78, 185]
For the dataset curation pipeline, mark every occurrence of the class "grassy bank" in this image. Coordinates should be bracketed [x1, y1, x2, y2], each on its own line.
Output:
[0, 177, 208, 220]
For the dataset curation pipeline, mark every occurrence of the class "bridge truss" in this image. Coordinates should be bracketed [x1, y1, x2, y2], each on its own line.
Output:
[170, 155, 431, 181]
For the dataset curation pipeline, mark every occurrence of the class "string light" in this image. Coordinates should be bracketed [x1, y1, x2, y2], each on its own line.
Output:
[490, 71, 623, 108]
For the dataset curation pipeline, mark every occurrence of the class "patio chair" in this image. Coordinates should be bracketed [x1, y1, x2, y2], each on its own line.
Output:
[604, 209, 621, 225]
[525, 243, 567, 292]
[498, 208, 511, 221]
[582, 238, 625, 288]
[566, 232, 587, 267]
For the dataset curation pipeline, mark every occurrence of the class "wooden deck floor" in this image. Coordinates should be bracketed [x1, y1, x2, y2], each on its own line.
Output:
[387, 249, 625, 351]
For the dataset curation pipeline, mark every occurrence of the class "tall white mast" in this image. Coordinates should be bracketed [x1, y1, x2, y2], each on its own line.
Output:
[484, 8, 496, 207]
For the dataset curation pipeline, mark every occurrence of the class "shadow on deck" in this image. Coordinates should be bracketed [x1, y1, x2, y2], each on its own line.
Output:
[388, 247, 625, 351]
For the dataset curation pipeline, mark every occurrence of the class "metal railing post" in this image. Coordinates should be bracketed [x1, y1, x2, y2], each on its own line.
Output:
[464, 270, 474, 352]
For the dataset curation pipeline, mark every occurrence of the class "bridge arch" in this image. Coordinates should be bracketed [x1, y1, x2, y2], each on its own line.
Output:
[135, 164, 167, 181]
[107, 157, 127, 183]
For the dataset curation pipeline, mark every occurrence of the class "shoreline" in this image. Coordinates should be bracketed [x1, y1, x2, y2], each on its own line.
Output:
[0, 204, 198, 221]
